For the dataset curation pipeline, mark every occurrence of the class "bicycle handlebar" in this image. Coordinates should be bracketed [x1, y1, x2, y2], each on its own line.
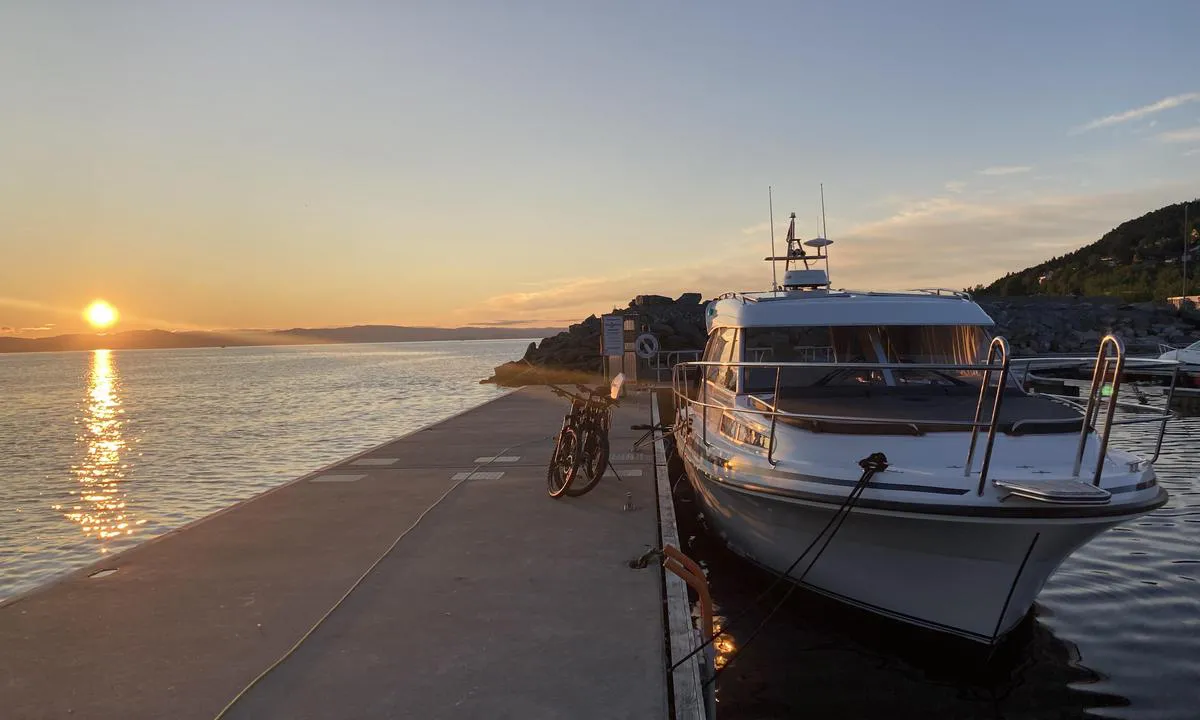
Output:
[549, 384, 618, 408]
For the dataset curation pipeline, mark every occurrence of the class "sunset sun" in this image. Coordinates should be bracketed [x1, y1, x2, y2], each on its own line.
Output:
[84, 300, 119, 329]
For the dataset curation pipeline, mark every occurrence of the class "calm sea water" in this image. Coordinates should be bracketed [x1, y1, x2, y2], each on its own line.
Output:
[672, 400, 1200, 719]
[0, 340, 526, 602]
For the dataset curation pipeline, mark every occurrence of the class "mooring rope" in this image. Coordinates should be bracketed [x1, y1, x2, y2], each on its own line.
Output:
[666, 452, 888, 677]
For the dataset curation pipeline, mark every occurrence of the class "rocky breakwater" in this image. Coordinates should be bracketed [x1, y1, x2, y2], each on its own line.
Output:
[979, 296, 1200, 355]
[483, 293, 708, 386]
[483, 294, 1200, 386]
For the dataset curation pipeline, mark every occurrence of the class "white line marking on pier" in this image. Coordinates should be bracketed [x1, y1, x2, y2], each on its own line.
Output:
[350, 458, 400, 466]
[310, 474, 367, 483]
[452, 471, 505, 481]
[606, 468, 643, 477]
[473, 456, 521, 463]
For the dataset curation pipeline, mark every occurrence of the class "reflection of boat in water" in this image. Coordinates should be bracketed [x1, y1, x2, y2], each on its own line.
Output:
[671, 212, 1173, 643]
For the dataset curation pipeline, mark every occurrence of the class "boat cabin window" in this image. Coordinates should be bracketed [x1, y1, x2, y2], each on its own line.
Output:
[703, 327, 740, 392]
[742, 325, 991, 392]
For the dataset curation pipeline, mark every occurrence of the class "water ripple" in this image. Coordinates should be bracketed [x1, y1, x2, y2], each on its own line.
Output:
[0, 341, 525, 601]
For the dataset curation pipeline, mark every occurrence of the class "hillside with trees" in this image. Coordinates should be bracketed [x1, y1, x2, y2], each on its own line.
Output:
[974, 201, 1199, 300]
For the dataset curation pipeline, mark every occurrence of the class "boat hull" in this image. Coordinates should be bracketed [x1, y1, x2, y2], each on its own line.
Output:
[681, 453, 1125, 642]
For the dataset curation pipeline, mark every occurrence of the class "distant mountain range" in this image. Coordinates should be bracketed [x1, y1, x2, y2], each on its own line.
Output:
[0, 325, 563, 354]
[976, 201, 1199, 300]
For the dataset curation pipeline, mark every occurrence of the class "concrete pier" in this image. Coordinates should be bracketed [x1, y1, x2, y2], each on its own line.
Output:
[0, 388, 671, 719]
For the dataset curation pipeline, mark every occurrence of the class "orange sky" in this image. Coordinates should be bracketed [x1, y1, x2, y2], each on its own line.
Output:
[3, 5, 1196, 338]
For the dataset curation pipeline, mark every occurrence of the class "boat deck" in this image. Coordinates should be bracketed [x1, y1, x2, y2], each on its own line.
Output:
[0, 388, 669, 720]
[756, 387, 1084, 435]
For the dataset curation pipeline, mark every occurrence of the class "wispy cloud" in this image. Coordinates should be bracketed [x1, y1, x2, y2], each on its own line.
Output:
[944, 181, 967, 194]
[455, 186, 1192, 328]
[1158, 125, 1200, 144]
[740, 220, 790, 236]
[19, 324, 56, 332]
[978, 166, 1033, 176]
[1184, 148, 1200, 157]
[829, 186, 1192, 290]
[0, 326, 13, 333]
[1073, 92, 1200, 133]
[467, 318, 551, 327]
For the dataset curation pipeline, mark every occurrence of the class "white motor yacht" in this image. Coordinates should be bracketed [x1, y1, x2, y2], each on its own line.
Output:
[1159, 340, 1200, 366]
[672, 214, 1173, 643]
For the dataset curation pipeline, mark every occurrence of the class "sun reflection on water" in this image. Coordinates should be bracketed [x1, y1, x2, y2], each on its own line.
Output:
[55, 349, 140, 550]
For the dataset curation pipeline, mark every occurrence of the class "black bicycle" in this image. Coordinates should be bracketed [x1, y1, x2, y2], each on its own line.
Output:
[547, 380, 621, 498]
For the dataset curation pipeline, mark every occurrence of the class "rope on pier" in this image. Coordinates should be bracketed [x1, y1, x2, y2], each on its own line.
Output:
[212, 434, 553, 720]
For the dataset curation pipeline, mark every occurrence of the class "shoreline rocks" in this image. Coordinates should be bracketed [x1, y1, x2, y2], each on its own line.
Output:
[483, 293, 1200, 386]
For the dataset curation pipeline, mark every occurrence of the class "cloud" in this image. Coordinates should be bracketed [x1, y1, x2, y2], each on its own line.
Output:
[467, 318, 548, 327]
[0, 326, 13, 333]
[978, 166, 1033, 176]
[944, 181, 967, 194]
[1073, 92, 1200, 133]
[740, 220, 791, 236]
[829, 186, 1191, 290]
[455, 185, 1191, 327]
[20, 324, 55, 332]
[1184, 148, 1200, 157]
[1158, 125, 1200, 143]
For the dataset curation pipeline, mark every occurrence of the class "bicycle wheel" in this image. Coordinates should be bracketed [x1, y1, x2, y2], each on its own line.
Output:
[566, 426, 609, 497]
[547, 427, 580, 498]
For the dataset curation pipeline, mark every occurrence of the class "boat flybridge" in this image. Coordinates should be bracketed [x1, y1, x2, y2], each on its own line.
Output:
[671, 212, 1175, 643]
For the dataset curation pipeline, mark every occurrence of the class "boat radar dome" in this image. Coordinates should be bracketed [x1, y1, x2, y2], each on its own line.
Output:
[782, 268, 830, 290]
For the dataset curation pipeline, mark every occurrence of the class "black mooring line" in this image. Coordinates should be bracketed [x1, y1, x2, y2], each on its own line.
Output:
[990, 531, 1041, 645]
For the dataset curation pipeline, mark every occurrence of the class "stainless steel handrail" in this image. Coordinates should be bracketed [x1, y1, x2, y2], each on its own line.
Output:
[671, 355, 1024, 467]
[651, 349, 703, 382]
[1151, 365, 1180, 464]
[1021, 360, 1178, 466]
[964, 336, 1011, 494]
[684, 360, 1018, 371]
[671, 336, 1179, 495]
[1072, 335, 1126, 484]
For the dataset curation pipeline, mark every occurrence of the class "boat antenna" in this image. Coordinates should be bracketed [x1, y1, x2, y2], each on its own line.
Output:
[768, 186, 778, 293]
[820, 183, 827, 239]
[820, 183, 831, 283]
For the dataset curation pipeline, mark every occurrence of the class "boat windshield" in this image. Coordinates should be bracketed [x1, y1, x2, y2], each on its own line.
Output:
[742, 325, 993, 392]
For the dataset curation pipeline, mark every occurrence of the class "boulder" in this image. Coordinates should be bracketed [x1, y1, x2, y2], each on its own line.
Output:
[631, 294, 674, 307]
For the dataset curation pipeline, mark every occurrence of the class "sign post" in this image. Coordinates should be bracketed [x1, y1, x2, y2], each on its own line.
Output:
[601, 314, 624, 382]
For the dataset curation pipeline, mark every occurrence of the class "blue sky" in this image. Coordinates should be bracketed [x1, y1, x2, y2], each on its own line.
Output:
[1, 1, 1198, 334]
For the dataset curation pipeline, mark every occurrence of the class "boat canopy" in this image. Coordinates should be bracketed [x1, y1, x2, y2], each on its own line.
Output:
[706, 292, 995, 331]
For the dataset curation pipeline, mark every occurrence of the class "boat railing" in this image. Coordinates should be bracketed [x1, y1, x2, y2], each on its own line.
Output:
[964, 336, 1011, 494]
[714, 291, 761, 303]
[649, 349, 704, 383]
[904, 288, 974, 299]
[670, 335, 1179, 492]
[1012, 350, 1179, 469]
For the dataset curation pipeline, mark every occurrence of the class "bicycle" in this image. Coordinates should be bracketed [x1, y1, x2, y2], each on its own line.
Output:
[546, 375, 624, 498]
